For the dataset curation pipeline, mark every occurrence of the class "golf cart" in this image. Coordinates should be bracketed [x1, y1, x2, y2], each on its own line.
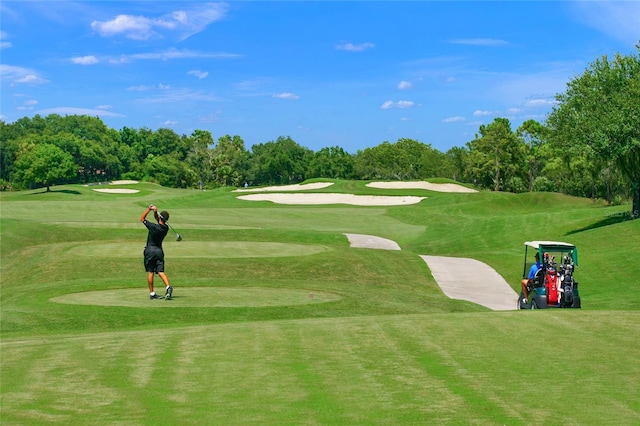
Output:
[518, 241, 581, 309]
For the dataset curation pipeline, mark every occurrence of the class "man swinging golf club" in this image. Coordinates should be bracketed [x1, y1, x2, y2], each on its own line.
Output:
[140, 204, 173, 300]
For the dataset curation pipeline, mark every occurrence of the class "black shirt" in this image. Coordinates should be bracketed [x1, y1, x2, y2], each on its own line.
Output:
[144, 220, 169, 249]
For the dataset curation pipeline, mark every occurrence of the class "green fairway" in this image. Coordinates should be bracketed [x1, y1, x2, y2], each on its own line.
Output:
[1, 180, 639, 424]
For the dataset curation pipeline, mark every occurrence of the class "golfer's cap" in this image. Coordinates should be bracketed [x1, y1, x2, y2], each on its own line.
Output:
[159, 211, 169, 222]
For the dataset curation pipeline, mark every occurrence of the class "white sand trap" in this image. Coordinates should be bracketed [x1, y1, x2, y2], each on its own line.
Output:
[367, 181, 477, 193]
[92, 188, 140, 194]
[421, 255, 517, 310]
[344, 233, 401, 250]
[237, 193, 426, 206]
[233, 182, 334, 192]
[110, 180, 139, 185]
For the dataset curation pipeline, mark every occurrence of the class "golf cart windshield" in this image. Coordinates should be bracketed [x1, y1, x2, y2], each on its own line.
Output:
[522, 241, 578, 278]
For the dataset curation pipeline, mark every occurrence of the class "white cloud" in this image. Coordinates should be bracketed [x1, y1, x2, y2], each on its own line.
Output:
[572, 1, 640, 44]
[127, 83, 171, 91]
[17, 75, 48, 84]
[273, 92, 299, 100]
[128, 48, 240, 61]
[96, 105, 112, 110]
[450, 38, 509, 46]
[0, 31, 11, 49]
[380, 100, 415, 110]
[71, 55, 99, 65]
[336, 42, 375, 52]
[91, 3, 228, 41]
[36, 107, 124, 117]
[380, 101, 415, 109]
[18, 100, 36, 111]
[92, 14, 156, 40]
[135, 88, 221, 104]
[524, 98, 556, 107]
[443, 116, 466, 123]
[398, 81, 412, 90]
[163, 120, 178, 126]
[188, 70, 209, 79]
[473, 110, 493, 117]
[0, 65, 49, 85]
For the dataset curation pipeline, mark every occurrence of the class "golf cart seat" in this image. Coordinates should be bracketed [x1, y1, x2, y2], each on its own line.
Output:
[531, 268, 545, 288]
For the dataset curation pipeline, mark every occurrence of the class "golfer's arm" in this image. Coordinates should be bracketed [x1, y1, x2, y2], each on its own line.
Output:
[140, 208, 152, 223]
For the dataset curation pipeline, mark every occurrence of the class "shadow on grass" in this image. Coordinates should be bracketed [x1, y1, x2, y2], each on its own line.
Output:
[27, 189, 82, 195]
[566, 212, 636, 235]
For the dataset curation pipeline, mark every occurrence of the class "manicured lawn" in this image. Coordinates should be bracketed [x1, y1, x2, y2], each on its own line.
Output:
[1, 180, 639, 424]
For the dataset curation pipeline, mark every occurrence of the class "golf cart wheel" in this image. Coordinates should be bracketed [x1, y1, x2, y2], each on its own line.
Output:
[517, 291, 526, 310]
[572, 296, 581, 309]
[530, 299, 538, 309]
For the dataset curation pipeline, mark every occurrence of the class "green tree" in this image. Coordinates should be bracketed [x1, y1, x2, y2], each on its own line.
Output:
[517, 119, 547, 192]
[307, 146, 354, 179]
[466, 118, 525, 192]
[248, 136, 312, 185]
[213, 135, 249, 186]
[13, 143, 76, 191]
[443, 146, 469, 182]
[546, 44, 640, 217]
[353, 138, 443, 180]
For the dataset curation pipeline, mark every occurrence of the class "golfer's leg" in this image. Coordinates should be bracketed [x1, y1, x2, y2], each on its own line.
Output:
[148, 272, 155, 293]
[158, 272, 170, 288]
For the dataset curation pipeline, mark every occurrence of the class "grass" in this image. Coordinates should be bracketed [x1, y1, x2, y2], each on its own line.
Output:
[1, 180, 639, 424]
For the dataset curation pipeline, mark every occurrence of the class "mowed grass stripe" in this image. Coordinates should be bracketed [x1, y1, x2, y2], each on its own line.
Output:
[3, 311, 639, 424]
[51, 287, 342, 307]
[2, 182, 640, 424]
[65, 241, 330, 258]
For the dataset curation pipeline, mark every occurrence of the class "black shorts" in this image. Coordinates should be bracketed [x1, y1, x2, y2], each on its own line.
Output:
[144, 247, 165, 273]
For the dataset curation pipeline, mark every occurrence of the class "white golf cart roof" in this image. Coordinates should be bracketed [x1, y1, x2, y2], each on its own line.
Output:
[525, 241, 575, 250]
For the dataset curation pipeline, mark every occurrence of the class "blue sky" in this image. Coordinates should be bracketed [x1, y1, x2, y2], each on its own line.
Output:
[1, 1, 639, 153]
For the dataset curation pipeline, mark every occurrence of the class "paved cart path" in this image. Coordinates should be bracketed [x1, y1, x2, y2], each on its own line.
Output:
[344, 233, 401, 251]
[420, 255, 518, 311]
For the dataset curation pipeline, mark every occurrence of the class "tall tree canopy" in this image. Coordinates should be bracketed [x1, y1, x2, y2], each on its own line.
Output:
[546, 44, 640, 218]
[466, 118, 525, 192]
[13, 143, 76, 191]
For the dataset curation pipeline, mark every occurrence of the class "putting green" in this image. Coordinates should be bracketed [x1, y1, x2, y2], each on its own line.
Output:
[50, 287, 342, 307]
[67, 241, 329, 258]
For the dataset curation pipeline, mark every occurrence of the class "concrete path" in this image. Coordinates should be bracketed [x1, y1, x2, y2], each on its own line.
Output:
[344, 233, 401, 250]
[344, 233, 518, 310]
[420, 256, 518, 311]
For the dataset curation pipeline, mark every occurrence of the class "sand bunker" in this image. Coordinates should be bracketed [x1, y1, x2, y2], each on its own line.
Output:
[92, 188, 140, 194]
[367, 181, 477, 193]
[110, 180, 139, 185]
[237, 193, 426, 206]
[234, 182, 334, 192]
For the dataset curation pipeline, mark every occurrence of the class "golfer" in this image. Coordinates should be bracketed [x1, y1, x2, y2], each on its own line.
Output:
[140, 204, 173, 300]
[521, 252, 541, 299]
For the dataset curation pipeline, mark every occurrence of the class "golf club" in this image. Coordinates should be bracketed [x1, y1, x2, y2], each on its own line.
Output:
[167, 222, 182, 241]
[153, 208, 182, 241]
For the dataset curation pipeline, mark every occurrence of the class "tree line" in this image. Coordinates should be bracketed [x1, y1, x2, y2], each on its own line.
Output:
[1, 45, 638, 217]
